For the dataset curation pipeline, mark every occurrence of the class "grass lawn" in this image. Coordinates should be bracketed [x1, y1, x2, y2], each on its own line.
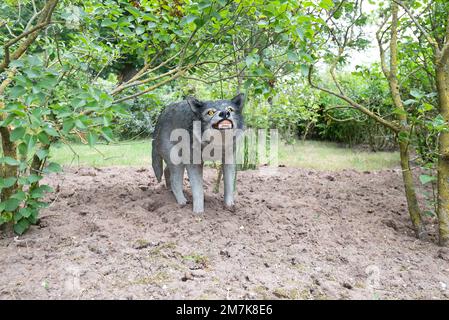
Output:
[50, 140, 151, 167]
[278, 140, 399, 171]
[49, 139, 399, 171]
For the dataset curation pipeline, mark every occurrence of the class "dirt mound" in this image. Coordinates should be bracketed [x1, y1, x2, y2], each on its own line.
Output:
[1, 166, 448, 299]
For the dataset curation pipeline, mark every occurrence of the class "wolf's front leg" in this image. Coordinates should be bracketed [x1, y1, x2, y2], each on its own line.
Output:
[186, 164, 204, 213]
[169, 164, 187, 205]
[223, 163, 235, 208]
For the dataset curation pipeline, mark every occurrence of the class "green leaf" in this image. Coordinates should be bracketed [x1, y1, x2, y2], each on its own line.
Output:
[25, 134, 37, 154]
[9, 60, 24, 68]
[14, 218, 30, 235]
[136, 26, 145, 35]
[44, 162, 62, 173]
[37, 131, 50, 144]
[103, 116, 111, 127]
[62, 119, 75, 134]
[0, 157, 20, 166]
[198, 1, 212, 9]
[101, 18, 114, 27]
[11, 191, 26, 201]
[10, 127, 26, 141]
[421, 103, 434, 112]
[28, 55, 42, 66]
[319, 0, 334, 9]
[403, 99, 416, 106]
[410, 89, 424, 99]
[393, 108, 407, 116]
[0, 177, 16, 189]
[183, 14, 197, 25]
[28, 209, 39, 224]
[423, 210, 435, 217]
[419, 174, 436, 185]
[75, 119, 87, 130]
[87, 132, 98, 147]
[36, 148, 49, 160]
[44, 126, 59, 137]
[14, 210, 23, 222]
[37, 77, 59, 90]
[28, 174, 43, 184]
[19, 174, 43, 186]
[245, 54, 259, 67]
[18, 142, 28, 156]
[9, 86, 26, 99]
[3, 198, 21, 211]
[101, 127, 114, 142]
[0, 211, 13, 223]
[30, 189, 45, 199]
[287, 51, 299, 62]
[0, 210, 13, 225]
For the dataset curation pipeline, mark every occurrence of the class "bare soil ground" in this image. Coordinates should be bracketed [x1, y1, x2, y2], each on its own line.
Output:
[1, 166, 449, 300]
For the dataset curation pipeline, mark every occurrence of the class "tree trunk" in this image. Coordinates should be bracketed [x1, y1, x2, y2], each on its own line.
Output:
[0, 102, 17, 234]
[399, 140, 424, 237]
[0, 104, 17, 203]
[436, 66, 449, 246]
[387, 2, 423, 237]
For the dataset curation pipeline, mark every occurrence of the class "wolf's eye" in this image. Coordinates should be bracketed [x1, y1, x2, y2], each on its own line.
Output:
[227, 107, 235, 113]
[207, 109, 216, 116]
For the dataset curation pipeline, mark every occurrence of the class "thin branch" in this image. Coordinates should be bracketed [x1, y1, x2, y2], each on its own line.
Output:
[394, 0, 439, 50]
[112, 66, 190, 104]
[112, 50, 183, 95]
[308, 64, 401, 133]
[5, 21, 54, 48]
[4, 23, 18, 38]
[112, 67, 181, 95]
[0, 0, 59, 73]
[24, 8, 44, 31]
[376, 12, 392, 78]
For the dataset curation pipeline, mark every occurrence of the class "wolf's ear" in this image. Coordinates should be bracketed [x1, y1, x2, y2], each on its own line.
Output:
[231, 93, 245, 112]
[187, 96, 204, 115]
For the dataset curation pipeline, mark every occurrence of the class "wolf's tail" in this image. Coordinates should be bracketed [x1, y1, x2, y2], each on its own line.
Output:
[152, 139, 163, 183]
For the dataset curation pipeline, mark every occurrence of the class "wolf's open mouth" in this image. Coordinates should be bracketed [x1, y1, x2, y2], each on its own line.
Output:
[213, 119, 233, 130]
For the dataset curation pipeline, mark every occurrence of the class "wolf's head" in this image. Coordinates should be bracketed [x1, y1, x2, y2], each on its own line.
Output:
[187, 94, 245, 131]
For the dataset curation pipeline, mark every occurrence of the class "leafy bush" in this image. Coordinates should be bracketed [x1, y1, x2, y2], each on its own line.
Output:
[314, 68, 396, 150]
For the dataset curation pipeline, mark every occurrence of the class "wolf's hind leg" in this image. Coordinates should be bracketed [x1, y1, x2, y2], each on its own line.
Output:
[169, 164, 187, 205]
[164, 166, 171, 190]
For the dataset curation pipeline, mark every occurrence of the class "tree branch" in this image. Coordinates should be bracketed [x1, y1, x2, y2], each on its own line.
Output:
[308, 64, 401, 133]
[376, 12, 392, 79]
[440, 14, 449, 65]
[112, 66, 190, 104]
[394, 0, 439, 50]
[112, 65, 181, 95]
[0, 0, 59, 73]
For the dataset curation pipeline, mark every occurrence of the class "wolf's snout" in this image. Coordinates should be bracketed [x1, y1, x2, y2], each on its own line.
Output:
[218, 110, 230, 118]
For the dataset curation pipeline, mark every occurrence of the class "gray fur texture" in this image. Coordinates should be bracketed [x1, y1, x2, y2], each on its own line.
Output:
[152, 94, 245, 213]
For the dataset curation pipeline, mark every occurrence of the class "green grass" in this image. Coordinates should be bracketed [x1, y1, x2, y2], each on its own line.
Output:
[50, 140, 151, 167]
[278, 140, 399, 171]
[49, 139, 399, 171]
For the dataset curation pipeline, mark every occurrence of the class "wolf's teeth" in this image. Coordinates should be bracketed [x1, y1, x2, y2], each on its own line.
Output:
[217, 120, 232, 129]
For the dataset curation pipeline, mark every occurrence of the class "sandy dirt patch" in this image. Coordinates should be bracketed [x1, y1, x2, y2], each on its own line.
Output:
[1, 166, 448, 299]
